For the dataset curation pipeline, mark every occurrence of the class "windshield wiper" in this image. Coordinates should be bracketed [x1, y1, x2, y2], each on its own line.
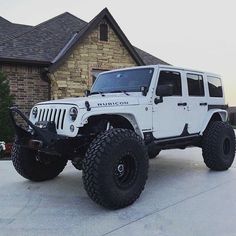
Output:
[89, 91, 105, 96]
[109, 90, 130, 96]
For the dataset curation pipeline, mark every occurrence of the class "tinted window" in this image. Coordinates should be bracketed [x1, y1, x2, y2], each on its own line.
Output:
[187, 73, 204, 96]
[207, 76, 223, 97]
[91, 68, 154, 93]
[157, 71, 182, 96]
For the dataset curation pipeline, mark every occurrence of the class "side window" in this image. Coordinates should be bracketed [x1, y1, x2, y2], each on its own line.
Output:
[187, 73, 204, 96]
[156, 71, 182, 96]
[207, 76, 223, 97]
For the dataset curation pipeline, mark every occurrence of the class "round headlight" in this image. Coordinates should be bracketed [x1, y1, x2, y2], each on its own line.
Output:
[32, 107, 38, 118]
[69, 107, 78, 121]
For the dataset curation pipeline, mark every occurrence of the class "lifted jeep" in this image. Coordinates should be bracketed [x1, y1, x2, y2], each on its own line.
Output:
[10, 65, 235, 209]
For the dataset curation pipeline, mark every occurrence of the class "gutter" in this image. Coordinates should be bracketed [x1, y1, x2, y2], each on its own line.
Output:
[0, 57, 50, 66]
[51, 33, 78, 64]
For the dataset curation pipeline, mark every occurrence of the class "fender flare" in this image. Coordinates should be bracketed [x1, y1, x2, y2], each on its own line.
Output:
[80, 111, 143, 138]
[200, 109, 228, 135]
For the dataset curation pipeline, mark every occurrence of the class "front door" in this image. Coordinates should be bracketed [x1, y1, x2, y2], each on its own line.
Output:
[152, 70, 188, 139]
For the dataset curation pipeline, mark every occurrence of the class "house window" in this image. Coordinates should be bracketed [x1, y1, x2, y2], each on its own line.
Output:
[100, 23, 108, 42]
[92, 69, 108, 84]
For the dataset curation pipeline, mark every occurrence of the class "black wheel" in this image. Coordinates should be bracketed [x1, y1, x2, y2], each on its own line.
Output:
[148, 146, 161, 159]
[11, 142, 68, 181]
[202, 121, 235, 171]
[82, 128, 149, 209]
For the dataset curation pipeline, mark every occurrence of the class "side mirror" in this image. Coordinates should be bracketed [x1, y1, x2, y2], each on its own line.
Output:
[84, 90, 90, 97]
[140, 86, 148, 96]
[156, 84, 174, 97]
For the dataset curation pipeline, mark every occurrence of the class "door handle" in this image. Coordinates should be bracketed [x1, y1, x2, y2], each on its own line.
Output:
[200, 102, 207, 106]
[178, 102, 187, 106]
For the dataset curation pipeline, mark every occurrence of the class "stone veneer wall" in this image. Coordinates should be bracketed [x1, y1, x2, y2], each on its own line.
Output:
[50, 21, 137, 99]
[0, 64, 49, 116]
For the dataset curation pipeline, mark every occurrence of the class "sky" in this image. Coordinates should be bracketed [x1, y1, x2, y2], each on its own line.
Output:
[0, 0, 236, 105]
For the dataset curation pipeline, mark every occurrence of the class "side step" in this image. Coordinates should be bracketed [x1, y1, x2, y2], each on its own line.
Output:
[153, 134, 201, 150]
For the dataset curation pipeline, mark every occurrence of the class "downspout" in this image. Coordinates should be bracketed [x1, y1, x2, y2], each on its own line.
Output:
[40, 67, 51, 100]
[48, 73, 59, 100]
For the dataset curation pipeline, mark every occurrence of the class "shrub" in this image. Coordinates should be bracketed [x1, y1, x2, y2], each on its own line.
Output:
[0, 72, 14, 142]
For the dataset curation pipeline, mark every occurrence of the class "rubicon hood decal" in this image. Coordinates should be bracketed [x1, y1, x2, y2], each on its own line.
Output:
[97, 101, 129, 107]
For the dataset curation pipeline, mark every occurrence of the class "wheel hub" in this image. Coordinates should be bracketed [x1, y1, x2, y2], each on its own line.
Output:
[117, 164, 125, 175]
[114, 153, 138, 189]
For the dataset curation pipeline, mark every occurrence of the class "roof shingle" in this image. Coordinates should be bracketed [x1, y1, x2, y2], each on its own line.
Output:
[0, 13, 87, 63]
[0, 10, 169, 66]
[0, 17, 32, 43]
[134, 47, 169, 65]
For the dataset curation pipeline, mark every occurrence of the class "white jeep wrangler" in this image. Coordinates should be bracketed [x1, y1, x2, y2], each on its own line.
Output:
[10, 65, 235, 209]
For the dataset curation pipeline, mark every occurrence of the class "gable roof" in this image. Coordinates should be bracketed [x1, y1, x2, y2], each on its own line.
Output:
[50, 8, 145, 71]
[0, 9, 169, 67]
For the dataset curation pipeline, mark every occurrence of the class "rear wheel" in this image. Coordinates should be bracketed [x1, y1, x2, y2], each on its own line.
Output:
[11, 143, 67, 181]
[202, 121, 235, 171]
[82, 128, 149, 209]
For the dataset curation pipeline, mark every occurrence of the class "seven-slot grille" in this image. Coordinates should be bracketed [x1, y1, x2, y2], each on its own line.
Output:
[37, 107, 67, 130]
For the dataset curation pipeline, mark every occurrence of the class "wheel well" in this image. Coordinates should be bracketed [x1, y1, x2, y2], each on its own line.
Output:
[204, 113, 223, 132]
[104, 115, 134, 130]
[79, 115, 134, 135]
[209, 113, 222, 123]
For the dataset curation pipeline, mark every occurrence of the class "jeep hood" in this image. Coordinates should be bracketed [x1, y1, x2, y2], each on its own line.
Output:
[37, 94, 140, 109]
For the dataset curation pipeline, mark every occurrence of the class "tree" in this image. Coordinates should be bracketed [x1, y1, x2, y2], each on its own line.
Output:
[0, 72, 14, 142]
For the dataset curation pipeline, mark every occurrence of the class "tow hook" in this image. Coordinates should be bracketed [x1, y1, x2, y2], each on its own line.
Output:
[28, 139, 43, 150]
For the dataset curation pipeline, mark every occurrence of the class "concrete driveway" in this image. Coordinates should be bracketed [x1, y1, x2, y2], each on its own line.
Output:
[0, 148, 236, 236]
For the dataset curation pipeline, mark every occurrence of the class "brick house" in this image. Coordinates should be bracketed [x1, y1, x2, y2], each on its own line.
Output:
[0, 8, 168, 115]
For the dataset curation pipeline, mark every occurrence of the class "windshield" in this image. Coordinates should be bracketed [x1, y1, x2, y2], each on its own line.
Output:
[91, 68, 154, 93]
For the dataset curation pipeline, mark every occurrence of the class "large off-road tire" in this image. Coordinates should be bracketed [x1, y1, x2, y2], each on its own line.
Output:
[202, 121, 235, 171]
[82, 128, 149, 209]
[11, 143, 68, 181]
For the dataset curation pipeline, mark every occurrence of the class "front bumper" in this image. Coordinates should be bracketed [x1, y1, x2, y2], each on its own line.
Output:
[9, 107, 70, 156]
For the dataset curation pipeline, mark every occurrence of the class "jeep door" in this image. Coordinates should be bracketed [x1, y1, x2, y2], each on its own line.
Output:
[152, 69, 188, 139]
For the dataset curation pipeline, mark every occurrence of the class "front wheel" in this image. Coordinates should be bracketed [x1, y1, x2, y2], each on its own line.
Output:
[11, 143, 68, 181]
[82, 129, 149, 209]
[202, 121, 235, 171]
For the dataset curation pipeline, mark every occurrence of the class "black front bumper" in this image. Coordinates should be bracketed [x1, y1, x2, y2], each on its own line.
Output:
[9, 107, 70, 156]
